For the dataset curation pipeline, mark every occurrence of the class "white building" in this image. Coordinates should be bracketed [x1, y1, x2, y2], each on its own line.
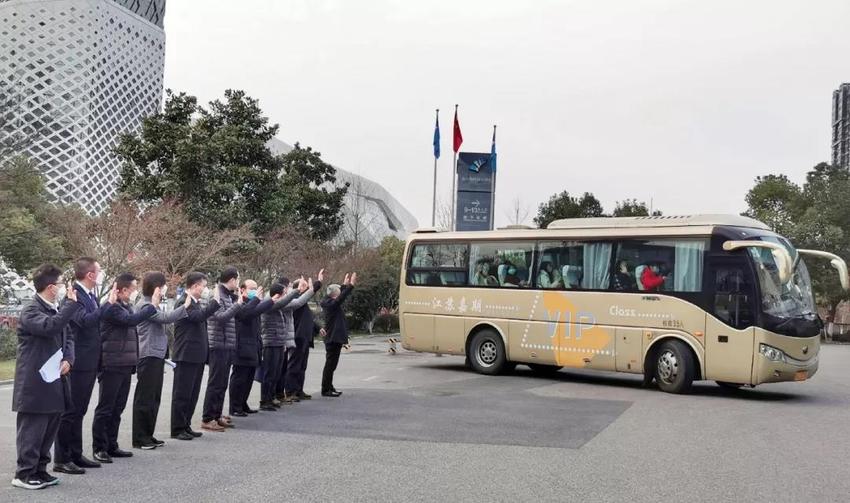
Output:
[0, 0, 166, 213]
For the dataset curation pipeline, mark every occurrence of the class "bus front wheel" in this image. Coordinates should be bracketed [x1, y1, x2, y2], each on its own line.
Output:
[469, 330, 508, 375]
[654, 340, 695, 394]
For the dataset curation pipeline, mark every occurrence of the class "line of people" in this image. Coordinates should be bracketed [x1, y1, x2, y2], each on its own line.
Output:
[11, 258, 357, 490]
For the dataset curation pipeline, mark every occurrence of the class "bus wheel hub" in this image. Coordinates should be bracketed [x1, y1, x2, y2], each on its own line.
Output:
[657, 350, 679, 383]
[478, 341, 497, 365]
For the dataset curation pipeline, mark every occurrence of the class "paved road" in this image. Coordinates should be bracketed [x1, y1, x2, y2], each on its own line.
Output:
[1, 337, 849, 502]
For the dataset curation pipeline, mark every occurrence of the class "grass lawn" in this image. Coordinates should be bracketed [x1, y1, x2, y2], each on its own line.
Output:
[0, 359, 15, 381]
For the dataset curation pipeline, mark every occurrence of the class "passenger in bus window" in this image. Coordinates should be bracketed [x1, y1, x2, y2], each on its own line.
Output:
[503, 265, 522, 287]
[612, 260, 636, 291]
[473, 261, 496, 286]
[538, 262, 563, 289]
[640, 262, 667, 292]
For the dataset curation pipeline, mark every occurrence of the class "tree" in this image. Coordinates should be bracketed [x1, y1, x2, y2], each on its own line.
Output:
[115, 90, 347, 238]
[612, 199, 662, 217]
[533, 191, 604, 229]
[0, 156, 70, 273]
[346, 236, 405, 333]
[338, 175, 383, 251]
[505, 197, 531, 226]
[744, 163, 850, 322]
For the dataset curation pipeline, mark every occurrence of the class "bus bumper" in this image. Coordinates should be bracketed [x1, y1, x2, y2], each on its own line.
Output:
[752, 351, 819, 385]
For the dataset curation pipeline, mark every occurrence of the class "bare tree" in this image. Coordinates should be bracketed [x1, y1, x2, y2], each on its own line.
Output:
[505, 196, 531, 226]
[338, 175, 382, 252]
[434, 196, 454, 231]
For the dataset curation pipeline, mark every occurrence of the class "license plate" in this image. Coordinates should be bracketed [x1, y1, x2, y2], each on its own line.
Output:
[794, 370, 808, 381]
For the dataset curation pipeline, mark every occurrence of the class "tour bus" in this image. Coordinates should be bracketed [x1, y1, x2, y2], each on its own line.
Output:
[398, 215, 849, 393]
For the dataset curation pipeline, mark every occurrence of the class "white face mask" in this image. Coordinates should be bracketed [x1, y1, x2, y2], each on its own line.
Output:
[201, 286, 211, 299]
[161, 285, 168, 298]
[129, 290, 139, 303]
[55, 284, 67, 303]
[95, 270, 105, 286]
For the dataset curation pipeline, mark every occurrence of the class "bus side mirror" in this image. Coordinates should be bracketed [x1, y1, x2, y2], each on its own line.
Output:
[797, 250, 850, 291]
[722, 240, 793, 285]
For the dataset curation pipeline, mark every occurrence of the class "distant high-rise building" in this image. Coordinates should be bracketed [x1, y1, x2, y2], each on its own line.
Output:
[0, 0, 166, 214]
[832, 83, 850, 168]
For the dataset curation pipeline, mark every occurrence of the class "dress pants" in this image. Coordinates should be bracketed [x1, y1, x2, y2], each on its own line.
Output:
[54, 369, 97, 463]
[298, 346, 310, 392]
[170, 361, 204, 436]
[202, 348, 234, 422]
[228, 364, 256, 414]
[322, 342, 343, 393]
[132, 357, 165, 445]
[92, 367, 133, 453]
[261, 346, 284, 403]
[284, 341, 308, 394]
[16, 412, 61, 479]
[275, 347, 294, 397]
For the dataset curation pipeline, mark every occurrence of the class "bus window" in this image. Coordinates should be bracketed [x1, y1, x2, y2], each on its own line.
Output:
[407, 243, 469, 286]
[537, 241, 585, 289]
[469, 242, 535, 288]
[613, 239, 705, 292]
[713, 265, 754, 329]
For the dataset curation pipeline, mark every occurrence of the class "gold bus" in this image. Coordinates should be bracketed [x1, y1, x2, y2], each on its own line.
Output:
[398, 215, 849, 393]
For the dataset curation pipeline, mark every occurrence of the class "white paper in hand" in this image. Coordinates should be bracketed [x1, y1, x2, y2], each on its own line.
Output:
[39, 349, 63, 383]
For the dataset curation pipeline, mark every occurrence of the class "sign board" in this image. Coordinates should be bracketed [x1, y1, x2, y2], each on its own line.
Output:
[455, 152, 495, 232]
[456, 191, 493, 232]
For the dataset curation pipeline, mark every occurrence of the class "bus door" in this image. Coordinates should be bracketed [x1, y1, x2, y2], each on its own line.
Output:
[705, 255, 756, 383]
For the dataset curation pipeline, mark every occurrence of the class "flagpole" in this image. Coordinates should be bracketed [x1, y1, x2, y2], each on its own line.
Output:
[432, 109, 439, 227]
[450, 104, 458, 231]
[490, 124, 497, 230]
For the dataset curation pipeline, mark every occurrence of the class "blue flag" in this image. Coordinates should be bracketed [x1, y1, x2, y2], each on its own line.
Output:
[433, 111, 440, 159]
[489, 126, 497, 173]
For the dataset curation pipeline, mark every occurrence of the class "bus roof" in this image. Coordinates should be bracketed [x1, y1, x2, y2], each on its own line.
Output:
[546, 214, 770, 230]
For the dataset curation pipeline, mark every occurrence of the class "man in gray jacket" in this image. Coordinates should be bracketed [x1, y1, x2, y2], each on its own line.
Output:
[260, 279, 310, 411]
[201, 267, 243, 432]
[277, 276, 317, 403]
[132, 272, 190, 450]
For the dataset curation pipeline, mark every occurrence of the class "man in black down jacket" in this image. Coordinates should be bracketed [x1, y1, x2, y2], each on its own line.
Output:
[229, 279, 275, 416]
[320, 272, 356, 398]
[170, 272, 220, 441]
[12, 264, 81, 490]
[286, 269, 324, 400]
[91, 273, 157, 464]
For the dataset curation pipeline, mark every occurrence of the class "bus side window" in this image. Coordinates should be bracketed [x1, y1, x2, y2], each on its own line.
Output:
[713, 267, 754, 329]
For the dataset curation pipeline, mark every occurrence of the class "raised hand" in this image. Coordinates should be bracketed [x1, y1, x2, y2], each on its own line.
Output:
[300, 278, 312, 293]
[213, 284, 221, 302]
[350, 272, 358, 286]
[237, 291, 244, 304]
[272, 293, 282, 302]
[257, 286, 265, 299]
[152, 286, 162, 307]
[343, 273, 351, 286]
[66, 281, 78, 302]
[108, 284, 118, 304]
[317, 268, 325, 282]
[184, 293, 192, 308]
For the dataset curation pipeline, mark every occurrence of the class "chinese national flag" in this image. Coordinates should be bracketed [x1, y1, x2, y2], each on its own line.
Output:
[453, 107, 463, 153]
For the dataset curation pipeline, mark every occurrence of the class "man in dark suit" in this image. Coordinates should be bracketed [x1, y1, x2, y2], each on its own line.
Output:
[54, 257, 108, 475]
[171, 272, 219, 441]
[286, 269, 324, 400]
[91, 273, 157, 464]
[12, 264, 82, 490]
[320, 272, 356, 398]
[229, 280, 274, 416]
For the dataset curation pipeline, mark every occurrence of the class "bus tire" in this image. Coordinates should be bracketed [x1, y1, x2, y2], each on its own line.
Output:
[468, 330, 508, 375]
[654, 340, 695, 394]
[527, 363, 563, 376]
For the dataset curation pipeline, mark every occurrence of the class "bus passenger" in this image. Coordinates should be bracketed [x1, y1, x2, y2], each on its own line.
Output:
[612, 260, 636, 291]
[538, 262, 562, 289]
[640, 263, 667, 292]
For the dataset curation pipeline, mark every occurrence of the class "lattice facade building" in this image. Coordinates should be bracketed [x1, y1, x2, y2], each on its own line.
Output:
[0, 0, 166, 214]
[833, 83, 850, 169]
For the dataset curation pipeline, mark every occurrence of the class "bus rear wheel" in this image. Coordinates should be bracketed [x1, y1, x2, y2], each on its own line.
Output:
[527, 363, 563, 376]
[469, 330, 508, 375]
[654, 340, 695, 394]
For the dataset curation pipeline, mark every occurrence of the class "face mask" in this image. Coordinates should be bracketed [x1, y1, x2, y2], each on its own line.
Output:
[247, 289, 257, 300]
[161, 285, 168, 297]
[95, 271, 105, 286]
[129, 290, 139, 303]
[55, 284, 67, 302]
[201, 286, 211, 299]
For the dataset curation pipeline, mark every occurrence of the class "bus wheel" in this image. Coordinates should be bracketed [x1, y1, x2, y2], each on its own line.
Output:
[654, 340, 695, 394]
[716, 381, 743, 390]
[469, 330, 507, 375]
[527, 363, 563, 376]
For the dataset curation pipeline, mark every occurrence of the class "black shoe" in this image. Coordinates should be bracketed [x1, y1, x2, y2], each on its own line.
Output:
[186, 428, 203, 438]
[260, 403, 277, 411]
[93, 451, 113, 464]
[321, 391, 342, 397]
[132, 442, 158, 450]
[244, 406, 258, 414]
[74, 456, 101, 468]
[171, 431, 194, 441]
[36, 472, 59, 486]
[11, 476, 47, 490]
[231, 410, 248, 417]
[107, 448, 133, 458]
[53, 462, 85, 475]
[331, 388, 343, 395]
[296, 391, 312, 400]
[151, 438, 165, 447]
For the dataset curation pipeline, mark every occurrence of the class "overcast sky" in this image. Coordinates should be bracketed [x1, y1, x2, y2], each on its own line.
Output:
[163, 0, 850, 228]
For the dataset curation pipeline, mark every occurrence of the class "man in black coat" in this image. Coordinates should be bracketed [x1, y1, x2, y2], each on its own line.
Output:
[286, 269, 324, 400]
[170, 272, 219, 441]
[91, 273, 157, 464]
[320, 272, 356, 398]
[12, 264, 82, 490]
[228, 280, 275, 416]
[54, 257, 109, 475]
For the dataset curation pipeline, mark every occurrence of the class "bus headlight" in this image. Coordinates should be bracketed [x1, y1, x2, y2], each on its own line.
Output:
[759, 344, 786, 363]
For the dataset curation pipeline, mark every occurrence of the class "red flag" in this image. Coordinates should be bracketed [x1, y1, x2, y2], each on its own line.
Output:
[453, 105, 463, 153]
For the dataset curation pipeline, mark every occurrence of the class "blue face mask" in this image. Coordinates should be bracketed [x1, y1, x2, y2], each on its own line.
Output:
[247, 290, 257, 300]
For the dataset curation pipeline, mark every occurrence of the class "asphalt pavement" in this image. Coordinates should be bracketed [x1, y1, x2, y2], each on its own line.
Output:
[1, 336, 849, 502]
